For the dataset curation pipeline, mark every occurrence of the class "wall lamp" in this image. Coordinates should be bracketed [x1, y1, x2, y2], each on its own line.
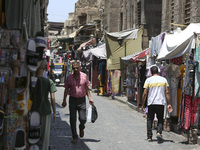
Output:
[117, 35, 123, 46]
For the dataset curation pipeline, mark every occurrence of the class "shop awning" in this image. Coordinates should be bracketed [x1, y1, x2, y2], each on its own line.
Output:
[83, 43, 107, 59]
[106, 28, 138, 39]
[157, 23, 200, 60]
[121, 52, 140, 64]
[130, 48, 149, 63]
[106, 27, 143, 70]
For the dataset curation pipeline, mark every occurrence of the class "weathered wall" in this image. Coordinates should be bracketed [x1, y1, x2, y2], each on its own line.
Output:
[75, 0, 104, 25]
[103, 0, 121, 32]
[161, 0, 200, 32]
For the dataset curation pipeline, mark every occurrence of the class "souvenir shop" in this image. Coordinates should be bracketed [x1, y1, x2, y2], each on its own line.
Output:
[121, 48, 149, 106]
[0, 1, 52, 149]
[121, 57, 137, 101]
[104, 27, 144, 98]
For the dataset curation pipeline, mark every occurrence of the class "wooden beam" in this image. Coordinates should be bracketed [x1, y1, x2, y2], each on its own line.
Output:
[171, 23, 188, 27]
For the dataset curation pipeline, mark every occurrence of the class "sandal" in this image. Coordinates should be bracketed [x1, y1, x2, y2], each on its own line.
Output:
[14, 129, 26, 150]
[156, 133, 163, 141]
[29, 144, 39, 150]
[71, 138, 78, 143]
[28, 111, 41, 144]
[146, 138, 152, 142]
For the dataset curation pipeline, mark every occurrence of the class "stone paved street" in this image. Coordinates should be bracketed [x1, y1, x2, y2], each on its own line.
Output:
[49, 85, 200, 150]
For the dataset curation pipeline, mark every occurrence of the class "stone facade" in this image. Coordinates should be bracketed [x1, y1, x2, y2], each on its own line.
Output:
[64, 13, 76, 35]
[64, 0, 200, 49]
[64, 0, 104, 38]
[103, 0, 121, 32]
[161, 0, 200, 32]
[64, 0, 162, 48]
[103, 0, 162, 49]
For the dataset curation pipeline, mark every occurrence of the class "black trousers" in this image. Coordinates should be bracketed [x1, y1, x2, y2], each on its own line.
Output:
[69, 96, 86, 139]
[147, 105, 164, 139]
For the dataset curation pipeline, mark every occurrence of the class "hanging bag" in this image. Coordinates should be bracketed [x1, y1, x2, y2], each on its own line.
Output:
[87, 104, 98, 123]
[87, 105, 92, 123]
[91, 104, 98, 123]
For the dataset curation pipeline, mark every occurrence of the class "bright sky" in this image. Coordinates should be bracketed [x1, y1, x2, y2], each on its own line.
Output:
[47, 0, 78, 22]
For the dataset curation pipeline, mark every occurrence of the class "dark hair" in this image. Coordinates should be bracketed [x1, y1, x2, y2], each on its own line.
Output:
[35, 31, 44, 37]
[150, 66, 158, 75]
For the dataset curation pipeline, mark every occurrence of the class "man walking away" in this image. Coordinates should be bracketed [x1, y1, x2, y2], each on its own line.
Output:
[141, 66, 172, 142]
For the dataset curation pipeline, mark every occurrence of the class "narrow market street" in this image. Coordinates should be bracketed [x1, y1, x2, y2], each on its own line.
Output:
[49, 85, 200, 150]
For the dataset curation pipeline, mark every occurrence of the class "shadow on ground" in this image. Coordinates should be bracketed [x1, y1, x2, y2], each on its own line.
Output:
[50, 111, 99, 150]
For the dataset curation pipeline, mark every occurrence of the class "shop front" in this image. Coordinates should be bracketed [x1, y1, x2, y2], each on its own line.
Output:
[0, 1, 52, 149]
[155, 23, 200, 143]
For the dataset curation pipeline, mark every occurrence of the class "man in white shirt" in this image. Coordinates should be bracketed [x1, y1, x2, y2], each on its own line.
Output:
[141, 66, 172, 142]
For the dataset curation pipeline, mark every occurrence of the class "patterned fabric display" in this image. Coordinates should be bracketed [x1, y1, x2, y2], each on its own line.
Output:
[184, 53, 194, 96]
[195, 37, 200, 98]
[169, 56, 183, 65]
[4, 89, 26, 150]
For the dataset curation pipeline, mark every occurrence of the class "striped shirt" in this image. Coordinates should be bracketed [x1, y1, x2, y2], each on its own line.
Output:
[143, 75, 169, 106]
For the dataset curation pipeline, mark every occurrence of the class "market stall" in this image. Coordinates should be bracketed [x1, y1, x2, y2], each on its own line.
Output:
[155, 23, 200, 143]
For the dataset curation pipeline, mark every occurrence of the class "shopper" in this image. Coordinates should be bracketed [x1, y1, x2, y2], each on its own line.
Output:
[62, 60, 94, 143]
[141, 66, 172, 142]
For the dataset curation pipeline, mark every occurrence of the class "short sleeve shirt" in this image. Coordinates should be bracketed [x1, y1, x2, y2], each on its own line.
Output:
[49, 79, 57, 93]
[144, 76, 169, 106]
[64, 72, 90, 98]
[32, 78, 57, 116]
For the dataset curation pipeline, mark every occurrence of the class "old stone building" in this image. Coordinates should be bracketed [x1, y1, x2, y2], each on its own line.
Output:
[162, 0, 200, 32]
[63, 0, 200, 49]
[64, 0, 104, 45]
[64, 0, 163, 49]
[103, 0, 162, 49]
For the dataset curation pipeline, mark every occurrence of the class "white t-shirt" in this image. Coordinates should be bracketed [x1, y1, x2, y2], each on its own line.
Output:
[143, 75, 169, 106]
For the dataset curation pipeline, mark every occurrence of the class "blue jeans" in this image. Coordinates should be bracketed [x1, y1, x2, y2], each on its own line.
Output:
[69, 96, 86, 139]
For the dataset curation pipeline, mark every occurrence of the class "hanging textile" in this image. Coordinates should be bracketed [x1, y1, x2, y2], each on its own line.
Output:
[178, 51, 200, 131]
[105, 28, 143, 70]
[165, 62, 181, 116]
[92, 57, 99, 89]
[5, 0, 23, 29]
[106, 71, 112, 95]
[183, 52, 194, 96]
[111, 70, 121, 95]
[23, 0, 41, 37]
[179, 93, 199, 131]
[195, 37, 200, 98]
[150, 32, 165, 57]
[157, 23, 200, 60]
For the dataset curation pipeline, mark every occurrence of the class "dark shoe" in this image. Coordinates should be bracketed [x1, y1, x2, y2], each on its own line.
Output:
[71, 138, 78, 143]
[80, 129, 84, 138]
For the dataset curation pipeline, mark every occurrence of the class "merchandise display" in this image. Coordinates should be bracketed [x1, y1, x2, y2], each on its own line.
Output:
[125, 63, 136, 101]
